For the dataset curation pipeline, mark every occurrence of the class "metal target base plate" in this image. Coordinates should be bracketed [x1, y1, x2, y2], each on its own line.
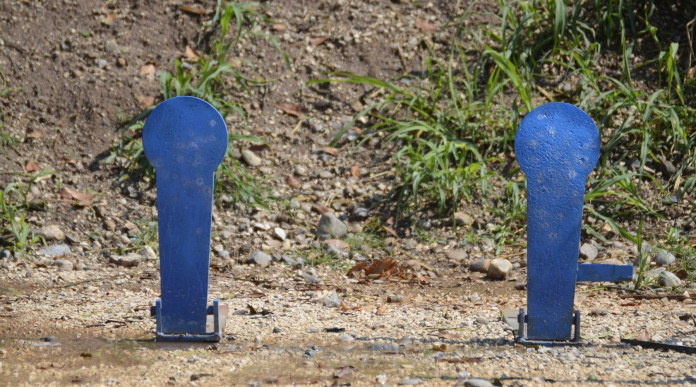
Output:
[152, 299, 228, 342]
[515, 308, 582, 346]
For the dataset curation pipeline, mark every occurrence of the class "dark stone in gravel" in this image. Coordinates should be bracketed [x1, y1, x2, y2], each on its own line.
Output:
[316, 212, 347, 240]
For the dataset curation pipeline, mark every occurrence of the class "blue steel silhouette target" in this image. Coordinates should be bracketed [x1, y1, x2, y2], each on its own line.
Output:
[143, 96, 228, 341]
[515, 103, 632, 344]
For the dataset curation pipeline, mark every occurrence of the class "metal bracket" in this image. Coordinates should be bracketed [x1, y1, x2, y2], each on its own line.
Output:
[516, 308, 582, 346]
[152, 299, 228, 342]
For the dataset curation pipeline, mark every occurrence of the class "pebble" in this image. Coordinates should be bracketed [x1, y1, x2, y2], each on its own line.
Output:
[0, 250, 11, 260]
[140, 246, 157, 261]
[376, 375, 388, 385]
[398, 378, 422, 385]
[110, 253, 141, 267]
[273, 227, 286, 241]
[294, 165, 308, 176]
[487, 258, 512, 279]
[37, 244, 71, 257]
[470, 258, 490, 273]
[590, 307, 609, 316]
[316, 213, 347, 240]
[352, 207, 368, 218]
[580, 243, 598, 260]
[463, 379, 494, 387]
[655, 249, 676, 266]
[52, 259, 73, 271]
[104, 218, 117, 232]
[247, 251, 271, 266]
[658, 271, 681, 288]
[445, 249, 467, 261]
[37, 225, 65, 241]
[241, 150, 262, 166]
[453, 211, 474, 226]
[338, 334, 355, 342]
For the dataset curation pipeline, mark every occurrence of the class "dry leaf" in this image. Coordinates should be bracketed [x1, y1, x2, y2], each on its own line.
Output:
[353, 126, 363, 135]
[140, 63, 156, 79]
[138, 95, 155, 108]
[286, 175, 300, 189]
[320, 146, 339, 157]
[339, 301, 353, 311]
[688, 66, 696, 80]
[382, 225, 397, 237]
[432, 343, 447, 352]
[179, 5, 208, 15]
[184, 46, 199, 60]
[26, 128, 42, 139]
[25, 160, 40, 173]
[415, 18, 439, 33]
[310, 36, 330, 46]
[60, 187, 95, 206]
[376, 304, 387, 315]
[350, 165, 361, 179]
[275, 102, 307, 118]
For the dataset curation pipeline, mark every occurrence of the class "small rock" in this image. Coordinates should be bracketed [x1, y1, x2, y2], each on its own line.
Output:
[96, 58, 107, 69]
[590, 307, 609, 316]
[580, 243, 598, 260]
[338, 334, 355, 342]
[470, 258, 490, 273]
[445, 249, 467, 261]
[464, 379, 494, 387]
[314, 100, 331, 109]
[475, 316, 488, 325]
[352, 207, 368, 218]
[453, 212, 473, 226]
[37, 244, 71, 257]
[38, 225, 65, 241]
[247, 251, 272, 266]
[376, 375, 388, 385]
[110, 253, 141, 267]
[655, 249, 676, 266]
[53, 259, 73, 271]
[294, 165, 308, 176]
[487, 258, 512, 279]
[104, 218, 117, 232]
[273, 227, 286, 241]
[658, 271, 682, 288]
[140, 246, 157, 261]
[241, 150, 262, 167]
[316, 213, 347, 240]
[0, 250, 11, 260]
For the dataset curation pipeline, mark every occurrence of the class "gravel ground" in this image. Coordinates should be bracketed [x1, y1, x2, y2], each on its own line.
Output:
[1, 0, 695, 386]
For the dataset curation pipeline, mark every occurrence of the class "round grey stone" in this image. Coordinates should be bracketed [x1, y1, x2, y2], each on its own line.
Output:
[580, 243, 598, 260]
[655, 249, 676, 266]
[464, 378, 494, 387]
[658, 271, 681, 288]
[316, 213, 347, 240]
[247, 251, 272, 266]
[470, 258, 490, 273]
